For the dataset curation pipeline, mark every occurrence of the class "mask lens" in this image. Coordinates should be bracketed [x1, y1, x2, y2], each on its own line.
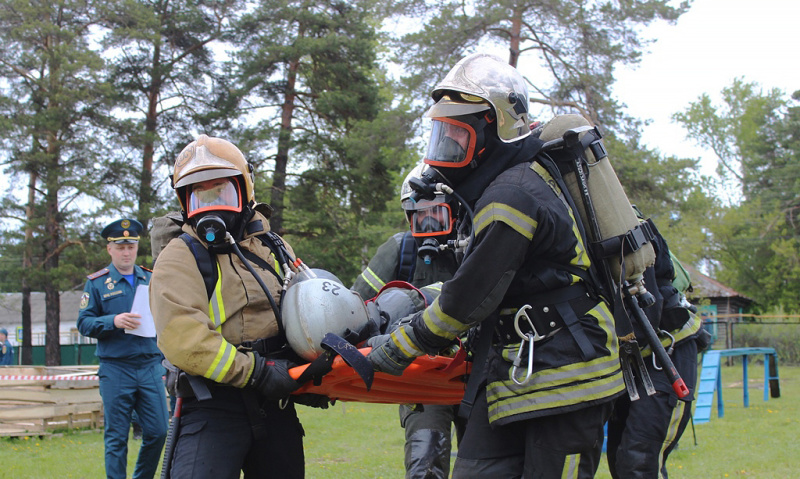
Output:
[410, 201, 453, 237]
[424, 118, 477, 168]
[188, 178, 242, 218]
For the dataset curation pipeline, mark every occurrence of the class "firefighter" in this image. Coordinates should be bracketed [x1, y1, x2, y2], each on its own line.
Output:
[149, 135, 326, 479]
[366, 53, 625, 478]
[606, 215, 712, 479]
[352, 163, 465, 479]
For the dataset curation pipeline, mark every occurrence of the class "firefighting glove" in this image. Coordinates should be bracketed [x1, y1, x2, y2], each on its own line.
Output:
[248, 352, 301, 400]
[365, 323, 421, 376]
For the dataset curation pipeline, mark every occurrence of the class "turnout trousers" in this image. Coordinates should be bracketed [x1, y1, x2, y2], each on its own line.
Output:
[98, 359, 169, 479]
[451, 385, 613, 479]
[168, 386, 305, 479]
[606, 338, 698, 479]
[399, 404, 466, 479]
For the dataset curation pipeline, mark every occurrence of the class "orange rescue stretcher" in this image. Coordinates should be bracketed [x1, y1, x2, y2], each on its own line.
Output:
[289, 347, 470, 405]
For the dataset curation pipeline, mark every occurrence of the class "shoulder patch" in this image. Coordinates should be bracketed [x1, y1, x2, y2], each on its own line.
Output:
[87, 268, 109, 280]
[79, 292, 90, 309]
[140, 265, 153, 272]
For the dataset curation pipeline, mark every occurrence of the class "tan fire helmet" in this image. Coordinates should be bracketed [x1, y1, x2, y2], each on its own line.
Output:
[172, 135, 255, 212]
[425, 53, 531, 144]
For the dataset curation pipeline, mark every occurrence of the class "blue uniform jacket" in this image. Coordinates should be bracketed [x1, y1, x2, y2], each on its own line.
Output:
[0, 340, 14, 365]
[77, 263, 162, 363]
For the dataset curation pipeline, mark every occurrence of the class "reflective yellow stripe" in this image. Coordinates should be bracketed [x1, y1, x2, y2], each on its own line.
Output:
[661, 400, 686, 472]
[640, 311, 702, 358]
[474, 202, 537, 240]
[562, 454, 580, 479]
[359, 267, 385, 295]
[422, 298, 468, 340]
[531, 161, 591, 269]
[204, 340, 236, 382]
[208, 263, 226, 332]
[487, 304, 624, 421]
[391, 325, 425, 357]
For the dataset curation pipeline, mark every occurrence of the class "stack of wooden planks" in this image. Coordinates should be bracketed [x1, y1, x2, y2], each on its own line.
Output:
[0, 365, 103, 437]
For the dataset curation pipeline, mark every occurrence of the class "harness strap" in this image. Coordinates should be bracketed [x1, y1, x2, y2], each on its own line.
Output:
[592, 221, 656, 259]
[179, 233, 217, 299]
[458, 313, 500, 420]
[396, 230, 417, 283]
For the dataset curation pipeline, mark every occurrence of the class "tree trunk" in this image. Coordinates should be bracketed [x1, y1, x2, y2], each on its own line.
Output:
[138, 42, 162, 240]
[508, 7, 523, 68]
[270, 57, 300, 235]
[21, 171, 37, 365]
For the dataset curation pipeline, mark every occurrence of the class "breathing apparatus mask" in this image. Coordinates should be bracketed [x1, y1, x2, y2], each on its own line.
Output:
[402, 196, 455, 264]
[424, 112, 494, 188]
[185, 176, 246, 245]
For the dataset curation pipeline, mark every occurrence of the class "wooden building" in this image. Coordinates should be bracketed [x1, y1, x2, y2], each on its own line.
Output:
[683, 264, 754, 349]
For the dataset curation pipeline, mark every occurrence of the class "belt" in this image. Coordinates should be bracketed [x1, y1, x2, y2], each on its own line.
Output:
[496, 284, 597, 345]
[238, 335, 289, 356]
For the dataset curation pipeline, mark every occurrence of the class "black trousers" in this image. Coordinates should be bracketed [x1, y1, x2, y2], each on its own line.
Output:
[606, 337, 699, 479]
[452, 385, 613, 479]
[169, 387, 305, 479]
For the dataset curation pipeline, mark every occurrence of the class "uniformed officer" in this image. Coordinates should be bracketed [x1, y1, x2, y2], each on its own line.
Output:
[149, 135, 322, 479]
[77, 218, 168, 479]
[367, 53, 625, 478]
[353, 163, 465, 479]
[0, 328, 14, 365]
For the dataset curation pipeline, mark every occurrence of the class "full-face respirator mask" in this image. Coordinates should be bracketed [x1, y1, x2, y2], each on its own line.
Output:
[185, 176, 246, 245]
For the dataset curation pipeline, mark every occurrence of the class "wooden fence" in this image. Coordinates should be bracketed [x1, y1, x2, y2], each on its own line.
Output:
[0, 365, 102, 437]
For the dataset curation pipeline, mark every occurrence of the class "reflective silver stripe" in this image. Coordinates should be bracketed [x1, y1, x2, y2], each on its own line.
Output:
[488, 368, 624, 422]
[360, 267, 385, 295]
[208, 263, 226, 331]
[474, 202, 537, 240]
[391, 325, 425, 357]
[422, 282, 443, 295]
[422, 298, 467, 339]
[204, 340, 236, 382]
[562, 453, 579, 479]
[487, 304, 623, 421]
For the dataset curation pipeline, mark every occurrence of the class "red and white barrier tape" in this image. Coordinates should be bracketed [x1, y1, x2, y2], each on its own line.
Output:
[0, 375, 99, 381]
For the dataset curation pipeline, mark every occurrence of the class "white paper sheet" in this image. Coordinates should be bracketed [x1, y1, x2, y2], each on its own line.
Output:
[126, 284, 156, 338]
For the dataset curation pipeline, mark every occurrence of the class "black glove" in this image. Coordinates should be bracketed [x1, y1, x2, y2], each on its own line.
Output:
[293, 393, 332, 409]
[248, 353, 301, 400]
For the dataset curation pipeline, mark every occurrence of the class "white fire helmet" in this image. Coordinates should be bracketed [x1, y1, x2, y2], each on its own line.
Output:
[282, 269, 370, 361]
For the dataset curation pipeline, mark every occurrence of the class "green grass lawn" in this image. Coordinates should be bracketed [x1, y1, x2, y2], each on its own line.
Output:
[1, 363, 797, 478]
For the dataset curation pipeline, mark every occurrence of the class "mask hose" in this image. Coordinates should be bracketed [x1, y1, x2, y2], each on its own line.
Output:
[222, 232, 285, 334]
[409, 173, 476, 259]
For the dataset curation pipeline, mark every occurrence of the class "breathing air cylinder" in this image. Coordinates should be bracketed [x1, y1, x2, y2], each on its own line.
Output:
[539, 114, 655, 283]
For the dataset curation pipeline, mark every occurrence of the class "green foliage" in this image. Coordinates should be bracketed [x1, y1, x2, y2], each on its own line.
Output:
[603, 133, 718, 264]
[388, 0, 688, 131]
[732, 322, 800, 365]
[675, 80, 800, 311]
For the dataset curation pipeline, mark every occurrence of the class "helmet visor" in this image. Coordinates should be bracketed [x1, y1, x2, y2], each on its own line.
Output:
[424, 117, 477, 169]
[405, 200, 453, 237]
[187, 178, 242, 218]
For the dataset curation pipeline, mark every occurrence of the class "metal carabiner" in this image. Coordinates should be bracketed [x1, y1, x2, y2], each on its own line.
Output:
[652, 330, 676, 371]
[511, 333, 535, 385]
[513, 305, 546, 342]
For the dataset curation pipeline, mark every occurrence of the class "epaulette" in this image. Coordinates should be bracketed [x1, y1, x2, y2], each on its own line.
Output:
[140, 266, 153, 273]
[87, 268, 109, 280]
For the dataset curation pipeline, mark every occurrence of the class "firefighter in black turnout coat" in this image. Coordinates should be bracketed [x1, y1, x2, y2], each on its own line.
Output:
[366, 53, 625, 478]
